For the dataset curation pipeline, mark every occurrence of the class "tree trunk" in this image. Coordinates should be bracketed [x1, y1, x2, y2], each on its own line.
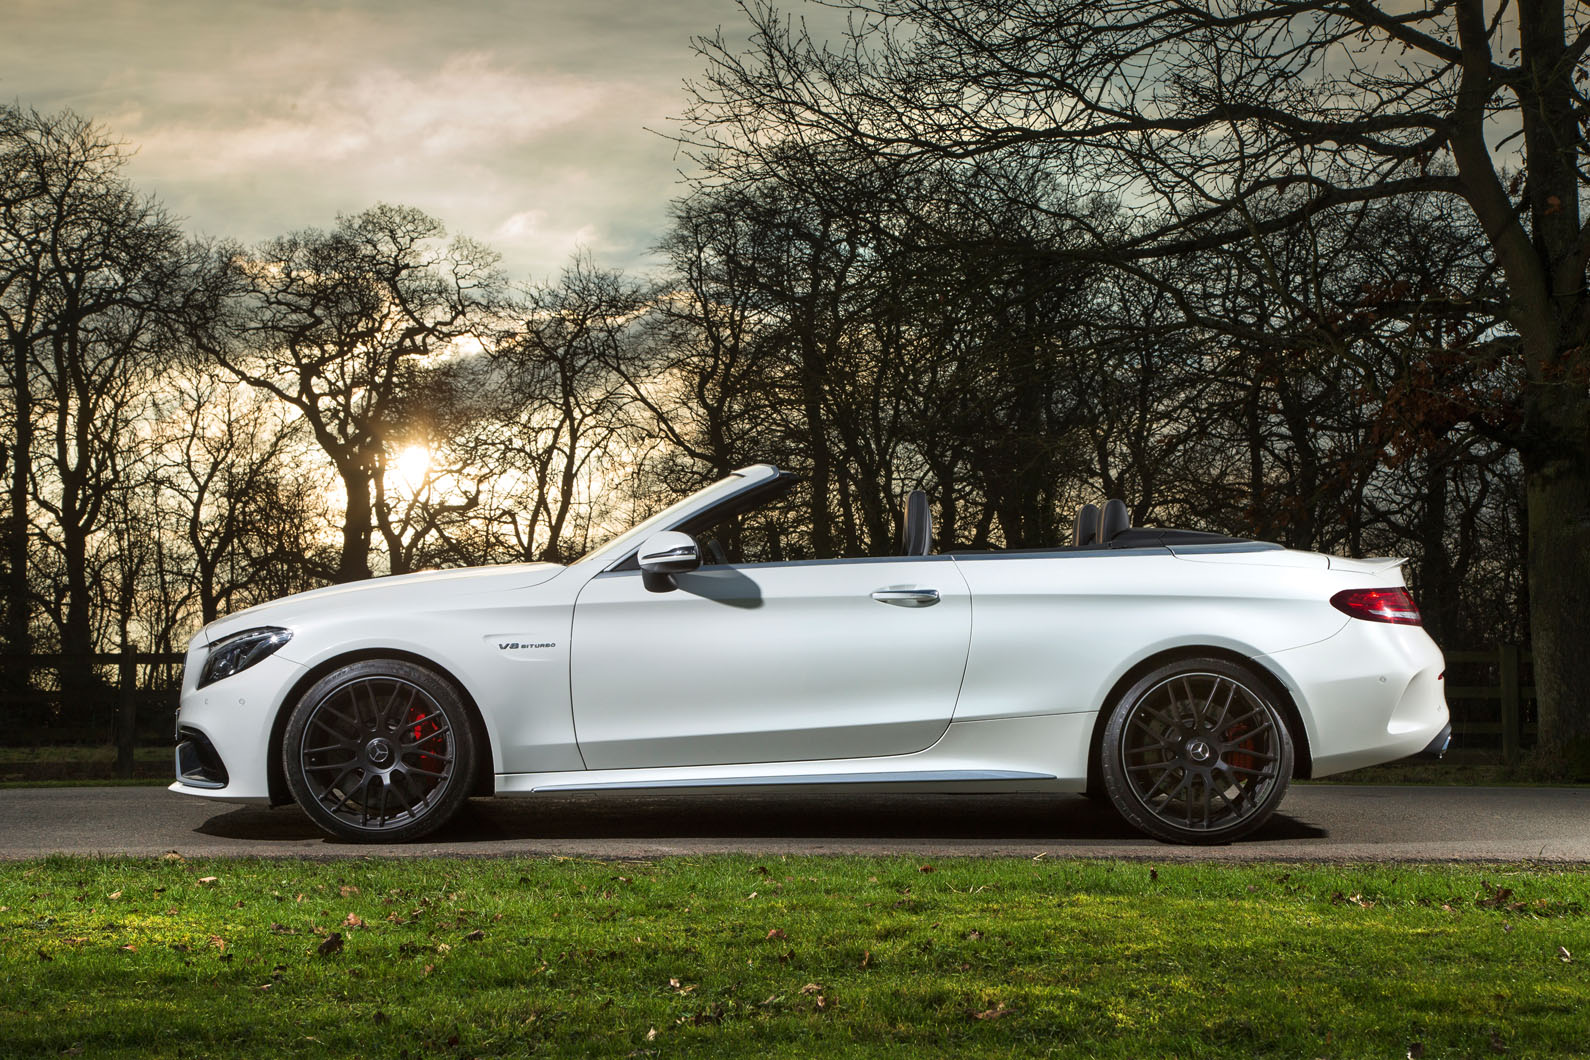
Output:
[1522, 382, 1590, 766]
[114, 648, 136, 779]
[338, 466, 373, 582]
[4, 352, 31, 660]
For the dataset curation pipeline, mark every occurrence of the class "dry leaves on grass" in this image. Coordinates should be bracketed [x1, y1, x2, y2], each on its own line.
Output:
[316, 932, 344, 957]
[972, 1002, 1012, 1021]
[765, 928, 787, 941]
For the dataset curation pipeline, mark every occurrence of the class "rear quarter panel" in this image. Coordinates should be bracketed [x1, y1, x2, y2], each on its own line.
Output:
[949, 549, 1350, 724]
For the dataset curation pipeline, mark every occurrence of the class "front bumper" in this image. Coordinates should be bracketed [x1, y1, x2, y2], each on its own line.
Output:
[169, 647, 305, 804]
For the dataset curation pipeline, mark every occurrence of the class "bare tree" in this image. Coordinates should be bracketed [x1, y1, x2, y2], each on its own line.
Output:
[687, 0, 1590, 761]
[0, 106, 192, 697]
[206, 205, 506, 582]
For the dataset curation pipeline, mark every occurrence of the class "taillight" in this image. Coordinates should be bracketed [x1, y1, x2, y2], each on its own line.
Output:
[1330, 587, 1422, 625]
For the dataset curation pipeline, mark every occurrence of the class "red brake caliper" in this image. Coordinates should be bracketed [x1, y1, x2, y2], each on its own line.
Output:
[408, 708, 443, 777]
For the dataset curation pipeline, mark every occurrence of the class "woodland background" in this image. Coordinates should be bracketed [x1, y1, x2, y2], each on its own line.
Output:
[4, 0, 1584, 767]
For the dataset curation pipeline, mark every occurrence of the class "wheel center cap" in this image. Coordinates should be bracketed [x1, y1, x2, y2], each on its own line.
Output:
[1185, 738, 1212, 763]
[365, 738, 393, 766]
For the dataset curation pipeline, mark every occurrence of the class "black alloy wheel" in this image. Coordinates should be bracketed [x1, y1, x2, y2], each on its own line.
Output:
[283, 659, 477, 842]
[1100, 657, 1294, 844]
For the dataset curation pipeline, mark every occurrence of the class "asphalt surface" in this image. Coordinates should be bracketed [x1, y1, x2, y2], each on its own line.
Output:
[1, 783, 1587, 861]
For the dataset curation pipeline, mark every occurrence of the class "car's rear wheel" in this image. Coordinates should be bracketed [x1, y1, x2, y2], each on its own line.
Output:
[282, 659, 477, 843]
[1100, 657, 1293, 845]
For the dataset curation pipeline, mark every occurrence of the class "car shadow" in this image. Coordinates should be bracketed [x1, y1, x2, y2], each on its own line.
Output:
[195, 790, 1326, 845]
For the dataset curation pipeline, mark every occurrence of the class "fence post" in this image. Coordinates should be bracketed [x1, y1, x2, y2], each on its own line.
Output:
[115, 651, 137, 779]
[1500, 642, 1521, 766]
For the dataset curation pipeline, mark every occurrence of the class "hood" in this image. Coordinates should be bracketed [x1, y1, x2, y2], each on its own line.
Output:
[198, 562, 565, 646]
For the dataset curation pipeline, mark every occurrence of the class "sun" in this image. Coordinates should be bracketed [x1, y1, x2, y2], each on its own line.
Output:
[392, 444, 431, 490]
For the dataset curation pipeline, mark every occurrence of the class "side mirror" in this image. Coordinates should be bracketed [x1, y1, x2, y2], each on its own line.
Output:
[636, 531, 701, 592]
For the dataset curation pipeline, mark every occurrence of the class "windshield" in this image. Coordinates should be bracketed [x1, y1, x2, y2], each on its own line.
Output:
[571, 466, 779, 569]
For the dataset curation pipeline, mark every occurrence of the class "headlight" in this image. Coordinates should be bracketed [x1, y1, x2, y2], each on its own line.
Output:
[197, 627, 293, 689]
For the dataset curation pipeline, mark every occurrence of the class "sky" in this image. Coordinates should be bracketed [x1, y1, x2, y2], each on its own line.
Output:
[2, 0, 794, 280]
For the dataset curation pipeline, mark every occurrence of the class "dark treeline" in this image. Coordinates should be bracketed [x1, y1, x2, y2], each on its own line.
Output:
[0, 8, 1556, 756]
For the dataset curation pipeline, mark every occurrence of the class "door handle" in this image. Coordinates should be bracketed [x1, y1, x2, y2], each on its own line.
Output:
[871, 588, 940, 607]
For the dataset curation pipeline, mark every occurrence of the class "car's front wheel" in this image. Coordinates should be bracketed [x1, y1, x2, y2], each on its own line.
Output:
[282, 659, 477, 843]
[1099, 657, 1294, 844]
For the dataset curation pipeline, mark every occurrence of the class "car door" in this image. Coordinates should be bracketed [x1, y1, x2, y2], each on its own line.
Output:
[568, 556, 972, 770]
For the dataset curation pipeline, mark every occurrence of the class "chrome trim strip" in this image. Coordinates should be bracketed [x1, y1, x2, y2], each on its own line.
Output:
[532, 769, 1055, 792]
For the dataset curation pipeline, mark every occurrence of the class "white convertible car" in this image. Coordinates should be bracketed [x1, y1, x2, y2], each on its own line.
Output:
[172, 464, 1450, 845]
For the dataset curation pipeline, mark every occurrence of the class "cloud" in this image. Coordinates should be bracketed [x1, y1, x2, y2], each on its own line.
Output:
[1, 0, 769, 277]
[128, 52, 606, 177]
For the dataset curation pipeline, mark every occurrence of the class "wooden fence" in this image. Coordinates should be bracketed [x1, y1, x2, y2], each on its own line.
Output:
[1, 652, 185, 777]
[1443, 644, 1533, 763]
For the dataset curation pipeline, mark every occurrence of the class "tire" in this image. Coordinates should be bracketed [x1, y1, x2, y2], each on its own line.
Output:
[1099, 657, 1294, 845]
[282, 659, 478, 843]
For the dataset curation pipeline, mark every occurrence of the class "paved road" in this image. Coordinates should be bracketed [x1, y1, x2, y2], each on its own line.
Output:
[1, 784, 1587, 861]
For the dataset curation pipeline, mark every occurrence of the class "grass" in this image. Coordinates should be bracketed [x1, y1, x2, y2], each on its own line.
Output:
[2, 857, 1586, 1058]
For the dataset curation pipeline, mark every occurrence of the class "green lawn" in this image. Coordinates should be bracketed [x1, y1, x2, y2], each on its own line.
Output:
[2, 856, 1586, 1058]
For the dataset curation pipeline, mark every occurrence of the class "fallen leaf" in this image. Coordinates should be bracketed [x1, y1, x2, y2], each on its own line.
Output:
[161, 851, 184, 862]
[859, 949, 871, 969]
[464, 929, 485, 942]
[1558, 946, 1573, 963]
[918, 864, 936, 874]
[1150, 868, 1158, 882]
[120, 944, 137, 952]
[436, 943, 451, 954]
[765, 928, 787, 941]
[209, 936, 227, 951]
[753, 865, 771, 876]
[197, 876, 218, 886]
[1478, 884, 1515, 909]
[800, 983, 821, 995]
[972, 1002, 1012, 1020]
[645, 1027, 658, 1041]
[422, 963, 434, 975]
[343, 913, 364, 928]
[316, 933, 344, 957]
[108, 890, 122, 900]
[339, 886, 359, 898]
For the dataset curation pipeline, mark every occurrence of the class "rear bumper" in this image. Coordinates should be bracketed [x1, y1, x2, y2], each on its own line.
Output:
[1416, 722, 1453, 760]
[1258, 620, 1450, 777]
